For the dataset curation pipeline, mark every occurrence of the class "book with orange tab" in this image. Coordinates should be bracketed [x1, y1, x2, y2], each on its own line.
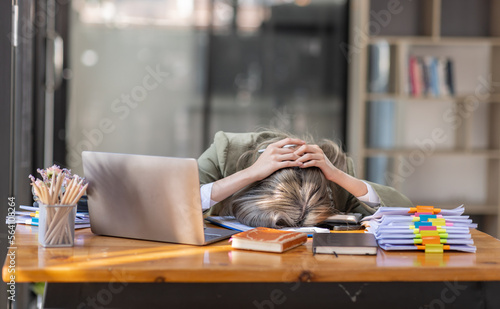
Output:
[230, 227, 307, 253]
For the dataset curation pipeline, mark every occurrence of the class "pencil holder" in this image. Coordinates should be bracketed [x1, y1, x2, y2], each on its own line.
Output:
[38, 203, 76, 247]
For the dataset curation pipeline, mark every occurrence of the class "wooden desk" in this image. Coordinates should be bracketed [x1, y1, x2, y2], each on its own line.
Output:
[3, 225, 500, 308]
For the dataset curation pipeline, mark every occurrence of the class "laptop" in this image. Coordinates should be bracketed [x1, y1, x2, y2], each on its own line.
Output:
[82, 151, 237, 245]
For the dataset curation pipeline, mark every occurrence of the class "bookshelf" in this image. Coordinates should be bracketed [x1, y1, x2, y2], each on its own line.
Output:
[348, 0, 500, 237]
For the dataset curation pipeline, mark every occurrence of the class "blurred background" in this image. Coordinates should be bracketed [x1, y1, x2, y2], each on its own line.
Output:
[66, 0, 348, 175]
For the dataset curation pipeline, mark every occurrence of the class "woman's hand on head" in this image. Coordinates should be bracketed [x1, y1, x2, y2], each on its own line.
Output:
[294, 144, 368, 197]
[209, 137, 305, 203]
[247, 138, 306, 181]
[293, 144, 340, 181]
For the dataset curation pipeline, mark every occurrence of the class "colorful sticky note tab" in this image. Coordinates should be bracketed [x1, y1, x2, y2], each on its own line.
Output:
[415, 244, 450, 252]
[409, 205, 441, 214]
[415, 221, 432, 228]
[420, 230, 440, 237]
[419, 226, 437, 231]
[419, 214, 438, 221]
[418, 205, 436, 212]
[421, 236, 441, 245]
[425, 244, 444, 253]
[414, 232, 448, 239]
[430, 218, 447, 226]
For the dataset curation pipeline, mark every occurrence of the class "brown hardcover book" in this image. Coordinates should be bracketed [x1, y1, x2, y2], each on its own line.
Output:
[230, 227, 307, 253]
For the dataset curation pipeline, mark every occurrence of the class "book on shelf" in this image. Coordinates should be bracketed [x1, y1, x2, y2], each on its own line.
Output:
[362, 205, 477, 253]
[408, 55, 455, 98]
[368, 41, 391, 93]
[366, 41, 395, 186]
[230, 227, 308, 253]
[437, 57, 450, 96]
[409, 56, 422, 96]
[446, 59, 455, 95]
[421, 57, 431, 95]
[312, 233, 378, 255]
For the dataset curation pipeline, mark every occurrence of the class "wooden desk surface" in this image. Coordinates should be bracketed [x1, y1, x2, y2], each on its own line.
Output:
[3, 225, 500, 283]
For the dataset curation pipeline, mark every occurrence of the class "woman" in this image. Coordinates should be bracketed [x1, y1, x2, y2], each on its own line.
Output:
[198, 130, 412, 228]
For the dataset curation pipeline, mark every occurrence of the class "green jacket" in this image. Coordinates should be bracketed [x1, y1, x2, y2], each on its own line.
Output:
[198, 131, 413, 217]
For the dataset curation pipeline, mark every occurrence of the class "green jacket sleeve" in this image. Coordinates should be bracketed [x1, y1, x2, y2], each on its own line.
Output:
[198, 131, 279, 184]
[197, 131, 229, 185]
[197, 131, 272, 216]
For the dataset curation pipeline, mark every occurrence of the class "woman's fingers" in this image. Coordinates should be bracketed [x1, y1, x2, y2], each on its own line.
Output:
[294, 145, 322, 161]
[277, 159, 303, 169]
[300, 159, 319, 168]
[254, 139, 328, 177]
[270, 138, 305, 150]
[295, 152, 319, 163]
[277, 152, 301, 162]
[257, 140, 338, 179]
[293, 145, 332, 172]
[294, 144, 321, 156]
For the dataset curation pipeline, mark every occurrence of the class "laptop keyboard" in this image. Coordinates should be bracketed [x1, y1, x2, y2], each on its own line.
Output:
[204, 233, 221, 241]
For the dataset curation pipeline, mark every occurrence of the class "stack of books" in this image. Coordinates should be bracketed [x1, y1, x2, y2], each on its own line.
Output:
[363, 205, 477, 253]
[408, 55, 455, 97]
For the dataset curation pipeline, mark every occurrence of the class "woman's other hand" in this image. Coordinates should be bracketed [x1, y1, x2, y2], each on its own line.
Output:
[294, 144, 368, 197]
[247, 138, 306, 181]
[294, 144, 338, 180]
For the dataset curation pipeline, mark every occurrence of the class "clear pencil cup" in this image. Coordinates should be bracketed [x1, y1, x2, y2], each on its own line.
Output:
[38, 203, 77, 247]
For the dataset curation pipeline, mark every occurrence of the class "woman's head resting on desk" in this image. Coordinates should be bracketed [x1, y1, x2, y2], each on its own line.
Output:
[221, 133, 348, 228]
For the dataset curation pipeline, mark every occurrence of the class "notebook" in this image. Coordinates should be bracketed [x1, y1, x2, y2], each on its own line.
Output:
[312, 233, 378, 255]
[82, 151, 237, 245]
